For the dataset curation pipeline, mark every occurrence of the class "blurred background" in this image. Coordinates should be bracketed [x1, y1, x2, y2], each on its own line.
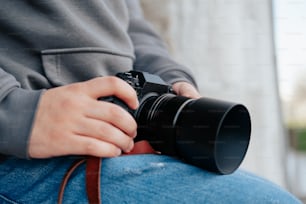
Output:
[140, 0, 306, 202]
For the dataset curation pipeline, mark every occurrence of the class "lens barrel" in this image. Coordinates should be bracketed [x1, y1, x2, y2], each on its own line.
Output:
[136, 94, 251, 174]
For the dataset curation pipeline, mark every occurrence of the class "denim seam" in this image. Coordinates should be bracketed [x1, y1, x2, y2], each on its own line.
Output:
[0, 194, 19, 204]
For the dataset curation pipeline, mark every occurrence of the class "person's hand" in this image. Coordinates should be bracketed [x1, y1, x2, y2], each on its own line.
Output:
[28, 77, 139, 159]
[172, 81, 201, 99]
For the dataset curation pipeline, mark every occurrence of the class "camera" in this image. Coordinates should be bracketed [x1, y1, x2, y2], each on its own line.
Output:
[102, 70, 251, 174]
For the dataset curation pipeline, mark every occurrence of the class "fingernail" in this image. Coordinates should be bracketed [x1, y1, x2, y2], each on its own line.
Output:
[127, 141, 134, 152]
[133, 131, 137, 138]
[132, 102, 139, 110]
[117, 148, 122, 156]
[134, 99, 139, 109]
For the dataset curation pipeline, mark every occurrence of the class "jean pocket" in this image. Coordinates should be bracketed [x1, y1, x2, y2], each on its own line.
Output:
[41, 47, 134, 86]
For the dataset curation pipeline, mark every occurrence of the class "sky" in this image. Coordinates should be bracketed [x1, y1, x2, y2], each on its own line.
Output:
[273, 0, 306, 101]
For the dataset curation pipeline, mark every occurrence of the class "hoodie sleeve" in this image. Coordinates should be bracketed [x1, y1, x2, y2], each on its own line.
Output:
[0, 68, 43, 158]
[126, 0, 197, 87]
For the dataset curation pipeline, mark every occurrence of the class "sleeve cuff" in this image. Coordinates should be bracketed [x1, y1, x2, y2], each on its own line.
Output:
[0, 88, 44, 158]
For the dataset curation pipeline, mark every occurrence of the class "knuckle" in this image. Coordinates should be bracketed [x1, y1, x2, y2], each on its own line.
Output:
[97, 123, 114, 138]
[105, 77, 136, 97]
[109, 105, 126, 120]
[84, 140, 97, 155]
[50, 130, 63, 141]
[105, 76, 122, 89]
[88, 77, 101, 86]
[67, 82, 84, 93]
[59, 96, 77, 110]
[61, 91, 89, 111]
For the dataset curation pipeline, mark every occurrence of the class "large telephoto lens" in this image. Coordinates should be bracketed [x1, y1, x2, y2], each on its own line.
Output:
[135, 94, 251, 174]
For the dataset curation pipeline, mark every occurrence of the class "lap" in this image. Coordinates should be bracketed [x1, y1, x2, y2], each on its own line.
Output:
[0, 155, 301, 204]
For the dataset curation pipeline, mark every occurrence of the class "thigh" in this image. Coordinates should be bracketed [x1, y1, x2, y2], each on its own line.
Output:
[0, 156, 77, 204]
[97, 155, 301, 204]
[0, 155, 302, 204]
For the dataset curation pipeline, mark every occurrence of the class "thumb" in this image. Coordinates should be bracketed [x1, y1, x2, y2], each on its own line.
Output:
[172, 82, 201, 99]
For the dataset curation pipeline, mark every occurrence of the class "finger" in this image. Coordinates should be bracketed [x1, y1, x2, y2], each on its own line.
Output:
[63, 134, 123, 158]
[172, 82, 201, 99]
[85, 100, 137, 138]
[181, 87, 201, 98]
[74, 117, 134, 152]
[83, 76, 139, 109]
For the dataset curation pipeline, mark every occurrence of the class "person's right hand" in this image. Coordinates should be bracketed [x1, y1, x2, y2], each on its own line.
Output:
[28, 76, 139, 159]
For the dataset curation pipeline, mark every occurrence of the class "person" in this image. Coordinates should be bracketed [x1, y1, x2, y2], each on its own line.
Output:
[0, 0, 301, 203]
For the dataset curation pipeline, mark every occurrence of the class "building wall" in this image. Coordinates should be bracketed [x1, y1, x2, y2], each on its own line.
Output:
[140, 0, 287, 187]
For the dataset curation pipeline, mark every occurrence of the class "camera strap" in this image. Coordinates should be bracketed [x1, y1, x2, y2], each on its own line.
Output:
[58, 140, 157, 204]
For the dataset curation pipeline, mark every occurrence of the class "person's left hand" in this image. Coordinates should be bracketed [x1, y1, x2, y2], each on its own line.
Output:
[172, 81, 201, 99]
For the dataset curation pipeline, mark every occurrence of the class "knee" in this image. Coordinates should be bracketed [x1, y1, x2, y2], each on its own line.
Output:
[226, 170, 302, 203]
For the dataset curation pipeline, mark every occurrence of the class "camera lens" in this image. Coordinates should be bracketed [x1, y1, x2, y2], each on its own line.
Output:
[135, 94, 251, 174]
[175, 98, 251, 174]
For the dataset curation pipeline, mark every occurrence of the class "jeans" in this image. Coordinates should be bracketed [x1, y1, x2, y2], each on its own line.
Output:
[0, 154, 302, 204]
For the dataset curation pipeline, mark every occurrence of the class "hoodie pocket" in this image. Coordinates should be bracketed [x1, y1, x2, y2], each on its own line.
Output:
[41, 47, 134, 86]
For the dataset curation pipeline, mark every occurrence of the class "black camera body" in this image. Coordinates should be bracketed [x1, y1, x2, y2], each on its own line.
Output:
[103, 70, 180, 154]
[104, 70, 251, 175]
[114, 71, 181, 155]
[116, 70, 173, 102]
[106, 70, 173, 115]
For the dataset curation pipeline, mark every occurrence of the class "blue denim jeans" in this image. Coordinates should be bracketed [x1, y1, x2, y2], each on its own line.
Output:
[0, 154, 301, 204]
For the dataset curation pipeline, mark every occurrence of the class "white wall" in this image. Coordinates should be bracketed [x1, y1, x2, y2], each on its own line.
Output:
[141, 0, 287, 187]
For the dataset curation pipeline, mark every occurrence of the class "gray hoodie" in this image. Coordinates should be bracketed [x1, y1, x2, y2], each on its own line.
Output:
[0, 0, 196, 158]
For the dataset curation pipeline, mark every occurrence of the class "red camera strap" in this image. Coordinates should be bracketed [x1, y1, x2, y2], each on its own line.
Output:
[58, 140, 157, 204]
